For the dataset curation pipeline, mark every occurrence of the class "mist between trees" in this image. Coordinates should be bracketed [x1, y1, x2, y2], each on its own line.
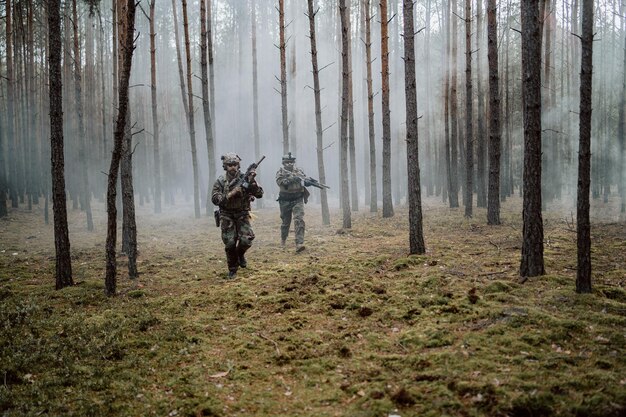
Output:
[0, 1, 624, 235]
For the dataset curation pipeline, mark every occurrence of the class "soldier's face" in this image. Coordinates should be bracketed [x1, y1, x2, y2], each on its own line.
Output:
[226, 162, 239, 175]
[283, 161, 295, 171]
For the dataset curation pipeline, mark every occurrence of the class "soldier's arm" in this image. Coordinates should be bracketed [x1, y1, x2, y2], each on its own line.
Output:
[276, 169, 293, 186]
[211, 180, 225, 205]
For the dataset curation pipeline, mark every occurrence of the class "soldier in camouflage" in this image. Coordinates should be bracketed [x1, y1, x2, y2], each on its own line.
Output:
[276, 152, 310, 252]
[212, 153, 264, 278]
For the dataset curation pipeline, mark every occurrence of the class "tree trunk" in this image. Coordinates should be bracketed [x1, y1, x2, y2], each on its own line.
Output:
[487, 0, 501, 225]
[251, 0, 264, 210]
[339, 0, 352, 229]
[346, 1, 358, 212]
[182, 0, 201, 218]
[48, 0, 73, 290]
[307, 0, 330, 225]
[464, 0, 473, 218]
[106, 0, 136, 296]
[207, 0, 216, 141]
[279, 0, 289, 153]
[380, 0, 394, 217]
[149, 0, 162, 214]
[7, 0, 18, 208]
[403, 0, 425, 254]
[520, 0, 545, 278]
[364, 0, 377, 213]
[449, 0, 460, 208]
[476, 0, 486, 208]
[617, 23, 626, 213]
[576, 0, 593, 293]
[72, 0, 94, 231]
[201, 0, 215, 215]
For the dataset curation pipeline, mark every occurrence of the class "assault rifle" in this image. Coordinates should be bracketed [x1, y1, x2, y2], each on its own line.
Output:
[229, 155, 266, 191]
[294, 172, 330, 190]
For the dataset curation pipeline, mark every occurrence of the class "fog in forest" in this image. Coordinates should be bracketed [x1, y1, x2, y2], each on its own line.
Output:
[1, 0, 625, 221]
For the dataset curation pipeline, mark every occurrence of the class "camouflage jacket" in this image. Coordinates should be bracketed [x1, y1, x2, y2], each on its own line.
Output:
[212, 172, 263, 213]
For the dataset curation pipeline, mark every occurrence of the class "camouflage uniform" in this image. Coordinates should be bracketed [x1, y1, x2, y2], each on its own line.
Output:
[212, 154, 263, 276]
[276, 153, 309, 250]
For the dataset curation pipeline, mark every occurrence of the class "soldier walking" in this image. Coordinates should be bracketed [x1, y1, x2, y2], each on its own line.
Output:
[276, 152, 310, 252]
[212, 153, 264, 278]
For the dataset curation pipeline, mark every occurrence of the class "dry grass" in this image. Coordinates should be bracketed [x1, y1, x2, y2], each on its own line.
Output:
[1, 195, 625, 416]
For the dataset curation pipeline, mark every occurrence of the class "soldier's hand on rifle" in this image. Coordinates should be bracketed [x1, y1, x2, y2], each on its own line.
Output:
[227, 186, 243, 199]
[248, 169, 257, 181]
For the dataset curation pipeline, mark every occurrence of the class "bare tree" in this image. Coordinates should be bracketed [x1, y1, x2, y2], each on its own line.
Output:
[339, 0, 351, 228]
[201, 0, 215, 215]
[576, 0, 593, 293]
[380, 0, 393, 217]
[487, 0, 501, 225]
[106, 0, 137, 296]
[182, 0, 201, 218]
[403, 0, 425, 254]
[449, 0, 460, 208]
[364, 0, 377, 213]
[72, 0, 94, 231]
[251, 0, 263, 210]
[6, 0, 18, 208]
[306, 0, 330, 225]
[464, 0, 473, 218]
[148, 0, 162, 214]
[620, 24, 626, 214]
[48, 0, 73, 290]
[475, 0, 486, 207]
[520, 0, 545, 278]
[278, 0, 289, 153]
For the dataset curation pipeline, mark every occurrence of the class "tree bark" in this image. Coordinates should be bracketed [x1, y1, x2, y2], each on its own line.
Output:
[182, 0, 201, 218]
[449, 0, 460, 208]
[307, 0, 330, 225]
[48, 0, 73, 290]
[487, 0, 501, 225]
[339, 0, 352, 229]
[403, 0, 425, 254]
[380, 0, 394, 217]
[201, 0, 215, 215]
[576, 0, 593, 293]
[149, 0, 162, 214]
[476, 0, 486, 208]
[464, 0, 473, 218]
[106, 0, 136, 296]
[72, 0, 94, 231]
[520, 0, 545, 278]
[279, 0, 289, 153]
[364, 0, 377, 213]
[347, 1, 358, 212]
[171, 0, 190, 120]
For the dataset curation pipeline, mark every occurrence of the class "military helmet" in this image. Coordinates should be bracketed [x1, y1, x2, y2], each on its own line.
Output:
[221, 152, 241, 169]
[282, 152, 296, 163]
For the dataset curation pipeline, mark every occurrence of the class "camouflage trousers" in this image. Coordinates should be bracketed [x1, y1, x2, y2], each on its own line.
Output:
[220, 211, 255, 272]
[279, 199, 305, 245]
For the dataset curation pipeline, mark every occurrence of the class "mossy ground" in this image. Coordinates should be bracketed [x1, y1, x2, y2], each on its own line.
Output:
[1, 196, 625, 416]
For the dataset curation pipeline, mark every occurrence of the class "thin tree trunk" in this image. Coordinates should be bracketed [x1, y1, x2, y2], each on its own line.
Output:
[7, 0, 18, 208]
[48, 0, 73, 289]
[251, 0, 264, 210]
[449, 0, 460, 208]
[487, 0, 501, 225]
[172, 0, 190, 119]
[476, 0, 486, 208]
[576, 0, 593, 293]
[464, 0, 473, 218]
[520, 0, 545, 278]
[403, 0, 425, 254]
[182, 0, 201, 218]
[106, 0, 136, 296]
[307, 0, 330, 225]
[279, 0, 289, 153]
[339, 0, 352, 229]
[149, 0, 161, 214]
[72, 0, 94, 231]
[380, 0, 394, 217]
[201, 0, 215, 215]
[346, 1, 358, 212]
[364, 0, 377, 213]
[620, 22, 626, 213]
[207, 0, 216, 141]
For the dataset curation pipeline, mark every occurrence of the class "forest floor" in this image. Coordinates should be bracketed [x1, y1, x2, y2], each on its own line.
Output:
[1, 195, 625, 417]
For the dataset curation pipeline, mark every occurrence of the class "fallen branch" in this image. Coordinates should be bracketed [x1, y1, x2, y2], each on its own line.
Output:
[257, 333, 281, 356]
